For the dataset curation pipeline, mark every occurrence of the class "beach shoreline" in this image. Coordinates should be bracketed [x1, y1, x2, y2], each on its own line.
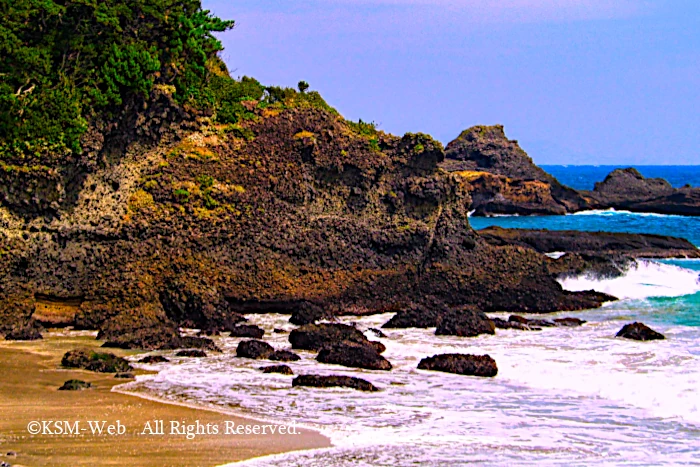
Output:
[0, 333, 330, 467]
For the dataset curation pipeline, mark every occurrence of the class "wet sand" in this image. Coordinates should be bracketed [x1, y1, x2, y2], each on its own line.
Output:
[0, 334, 330, 467]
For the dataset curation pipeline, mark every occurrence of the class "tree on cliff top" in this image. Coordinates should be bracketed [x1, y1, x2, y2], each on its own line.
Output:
[0, 0, 234, 156]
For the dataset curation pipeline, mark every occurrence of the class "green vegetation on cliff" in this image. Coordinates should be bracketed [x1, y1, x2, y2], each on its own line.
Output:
[0, 0, 233, 156]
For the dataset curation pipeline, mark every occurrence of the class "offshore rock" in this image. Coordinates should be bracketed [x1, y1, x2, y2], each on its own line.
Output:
[289, 323, 368, 351]
[236, 340, 274, 359]
[616, 322, 665, 341]
[418, 353, 498, 377]
[316, 340, 392, 371]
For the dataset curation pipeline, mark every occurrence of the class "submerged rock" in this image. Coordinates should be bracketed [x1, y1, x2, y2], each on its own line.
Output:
[418, 353, 498, 377]
[137, 355, 170, 364]
[616, 322, 665, 341]
[227, 325, 265, 339]
[236, 340, 274, 359]
[269, 350, 301, 362]
[317, 340, 392, 371]
[58, 379, 92, 391]
[492, 317, 535, 331]
[260, 365, 294, 375]
[114, 372, 134, 378]
[435, 308, 495, 337]
[61, 348, 133, 373]
[553, 317, 586, 327]
[292, 375, 378, 392]
[175, 349, 207, 357]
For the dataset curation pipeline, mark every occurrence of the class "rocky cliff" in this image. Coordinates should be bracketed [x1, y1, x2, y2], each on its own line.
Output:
[0, 96, 611, 347]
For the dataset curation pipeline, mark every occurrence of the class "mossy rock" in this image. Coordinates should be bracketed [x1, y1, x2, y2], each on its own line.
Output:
[61, 348, 133, 373]
[58, 379, 92, 391]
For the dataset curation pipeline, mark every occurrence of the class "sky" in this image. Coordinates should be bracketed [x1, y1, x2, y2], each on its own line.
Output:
[204, 0, 699, 165]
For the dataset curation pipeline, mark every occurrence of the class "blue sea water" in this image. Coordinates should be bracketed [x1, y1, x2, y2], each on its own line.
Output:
[471, 166, 700, 330]
[541, 165, 700, 190]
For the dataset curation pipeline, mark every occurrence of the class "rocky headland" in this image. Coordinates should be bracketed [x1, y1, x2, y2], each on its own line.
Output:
[441, 125, 700, 217]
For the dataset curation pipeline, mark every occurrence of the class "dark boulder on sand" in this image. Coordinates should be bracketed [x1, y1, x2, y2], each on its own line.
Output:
[435, 308, 495, 337]
[616, 322, 665, 341]
[236, 340, 274, 359]
[61, 348, 133, 373]
[227, 325, 265, 339]
[289, 323, 368, 350]
[292, 375, 378, 392]
[58, 379, 92, 391]
[260, 365, 294, 375]
[175, 349, 207, 357]
[317, 340, 392, 371]
[418, 353, 498, 377]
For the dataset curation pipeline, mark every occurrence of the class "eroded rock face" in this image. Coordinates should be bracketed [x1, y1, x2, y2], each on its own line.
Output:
[292, 374, 378, 391]
[61, 348, 133, 373]
[443, 125, 589, 213]
[417, 353, 498, 377]
[616, 322, 665, 341]
[316, 340, 392, 371]
[435, 308, 495, 337]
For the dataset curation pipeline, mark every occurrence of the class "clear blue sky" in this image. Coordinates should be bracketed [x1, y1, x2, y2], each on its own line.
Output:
[205, 0, 699, 165]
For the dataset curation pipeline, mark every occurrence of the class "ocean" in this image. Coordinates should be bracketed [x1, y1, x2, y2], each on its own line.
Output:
[119, 166, 700, 466]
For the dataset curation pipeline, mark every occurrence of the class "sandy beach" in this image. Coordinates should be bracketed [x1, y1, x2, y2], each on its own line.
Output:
[0, 334, 330, 467]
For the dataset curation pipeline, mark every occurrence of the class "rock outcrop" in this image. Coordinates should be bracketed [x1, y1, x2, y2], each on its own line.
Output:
[479, 226, 699, 259]
[435, 307, 495, 337]
[587, 168, 700, 216]
[443, 125, 589, 214]
[616, 322, 665, 341]
[292, 375, 378, 391]
[236, 340, 274, 359]
[417, 353, 498, 377]
[175, 349, 207, 357]
[442, 127, 699, 217]
[61, 348, 133, 373]
[316, 340, 392, 370]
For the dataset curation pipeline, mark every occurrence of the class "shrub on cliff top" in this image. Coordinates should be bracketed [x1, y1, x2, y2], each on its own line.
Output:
[0, 0, 234, 156]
